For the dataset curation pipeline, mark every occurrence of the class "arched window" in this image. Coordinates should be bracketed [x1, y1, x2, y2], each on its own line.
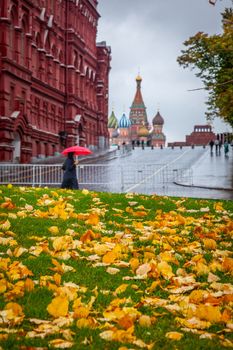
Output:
[35, 33, 42, 76]
[21, 13, 29, 66]
[73, 50, 78, 67]
[1, 0, 7, 17]
[10, 5, 18, 61]
[52, 44, 57, 59]
[45, 33, 51, 54]
[59, 50, 63, 63]
[36, 32, 42, 48]
[21, 19, 26, 66]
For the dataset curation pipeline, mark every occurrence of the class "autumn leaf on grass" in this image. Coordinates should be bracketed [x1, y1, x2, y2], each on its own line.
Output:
[114, 284, 129, 295]
[207, 272, 220, 283]
[195, 262, 210, 276]
[166, 332, 183, 340]
[80, 229, 100, 243]
[175, 317, 211, 329]
[0, 279, 7, 294]
[94, 243, 111, 256]
[52, 235, 73, 252]
[1, 200, 15, 210]
[99, 326, 135, 343]
[102, 251, 117, 264]
[73, 298, 90, 319]
[47, 296, 69, 318]
[146, 281, 161, 293]
[136, 263, 151, 277]
[48, 226, 59, 235]
[132, 210, 147, 217]
[24, 278, 34, 292]
[85, 213, 99, 226]
[24, 204, 34, 211]
[117, 314, 135, 330]
[12, 246, 28, 257]
[202, 238, 217, 250]
[53, 273, 61, 286]
[0, 220, 11, 231]
[189, 290, 207, 304]
[0, 302, 25, 325]
[159, 251, 179, 265]
[222, 257, 233, 274]
[157, 261, 174, 279]
[214, 202, 224, 212]
[128, 201, 138, 206]
[51, 259, 75, 274]
[138, 315, 152, 327]
[7, 261, 33, 280]
[194, 305, 222, 323]
[77, 317, 98, 328]
[102, 245, 122, 264]
[106, 267, 120, 275]
[130, 258, 140, 272]
[73, 306, 90, 319]
[49, 339, 74, 349]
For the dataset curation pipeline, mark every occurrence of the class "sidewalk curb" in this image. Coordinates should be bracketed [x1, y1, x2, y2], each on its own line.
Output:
[174, 181, 233, 192]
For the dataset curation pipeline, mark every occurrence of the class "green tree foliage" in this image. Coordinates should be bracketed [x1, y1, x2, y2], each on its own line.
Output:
[177, 8, 233, 127]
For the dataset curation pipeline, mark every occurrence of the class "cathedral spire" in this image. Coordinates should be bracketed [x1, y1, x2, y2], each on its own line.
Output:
[129, 75, 148, 127]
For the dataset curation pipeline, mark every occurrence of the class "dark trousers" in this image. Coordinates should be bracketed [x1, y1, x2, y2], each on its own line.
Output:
[61, 177, 79, 189]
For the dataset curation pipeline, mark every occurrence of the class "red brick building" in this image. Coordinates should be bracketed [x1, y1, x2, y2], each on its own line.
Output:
[0, 0, 111, 163]
[168, 125, 216, 147]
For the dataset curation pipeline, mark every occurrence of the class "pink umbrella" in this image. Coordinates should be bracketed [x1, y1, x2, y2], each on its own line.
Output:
[62, 146, 92, 156]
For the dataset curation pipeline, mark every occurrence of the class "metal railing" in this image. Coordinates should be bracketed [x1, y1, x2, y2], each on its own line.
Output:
[0, 163, 193, 193]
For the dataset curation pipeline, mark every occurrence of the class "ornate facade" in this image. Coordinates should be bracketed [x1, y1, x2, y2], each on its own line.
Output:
[108, 75, 166, 147]
[0, 0, 111, 163]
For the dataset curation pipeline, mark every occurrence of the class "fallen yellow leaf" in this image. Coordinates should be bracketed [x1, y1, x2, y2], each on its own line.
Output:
[47, 296, 69, 318]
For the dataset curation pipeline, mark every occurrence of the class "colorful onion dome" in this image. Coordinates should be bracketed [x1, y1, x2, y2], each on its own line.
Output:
[108, 110, 118, 129]
[138, 125, 149, 137]
[118, 113, 131, 128]
[152, 111, 164, 125]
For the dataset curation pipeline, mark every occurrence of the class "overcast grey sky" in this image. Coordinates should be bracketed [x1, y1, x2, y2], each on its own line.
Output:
[97, 0, 232, 143]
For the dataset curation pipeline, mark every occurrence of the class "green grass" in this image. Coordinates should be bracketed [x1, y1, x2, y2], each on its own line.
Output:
[0, 185, 232, 349]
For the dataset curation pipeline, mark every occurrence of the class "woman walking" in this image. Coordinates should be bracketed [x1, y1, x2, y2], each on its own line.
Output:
[61, 152, 79, 189]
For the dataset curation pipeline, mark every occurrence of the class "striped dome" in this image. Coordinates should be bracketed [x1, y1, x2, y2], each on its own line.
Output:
[108, 110, 118, 129]
[118, 113, 131, 128]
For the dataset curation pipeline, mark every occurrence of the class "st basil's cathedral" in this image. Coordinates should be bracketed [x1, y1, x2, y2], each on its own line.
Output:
[108, 75, 166, 147]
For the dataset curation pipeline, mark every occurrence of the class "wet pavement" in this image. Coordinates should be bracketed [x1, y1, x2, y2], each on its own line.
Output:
[81, 146, 233, 200]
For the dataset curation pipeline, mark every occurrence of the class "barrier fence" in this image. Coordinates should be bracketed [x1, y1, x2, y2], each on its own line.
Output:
[0, 163, 193, 194]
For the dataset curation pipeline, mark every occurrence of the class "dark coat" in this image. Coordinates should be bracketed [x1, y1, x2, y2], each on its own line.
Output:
[61, 157, 79, 189]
